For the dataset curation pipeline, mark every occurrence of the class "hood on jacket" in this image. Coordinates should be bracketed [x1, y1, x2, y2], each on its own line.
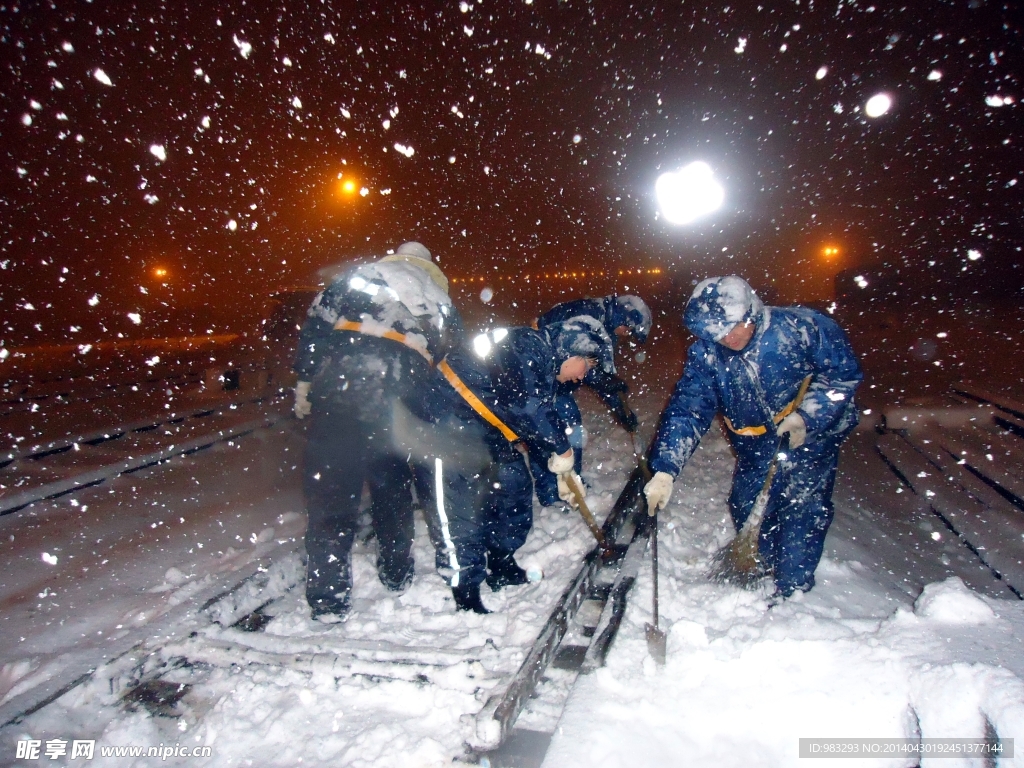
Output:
[683, 275, 764, 343]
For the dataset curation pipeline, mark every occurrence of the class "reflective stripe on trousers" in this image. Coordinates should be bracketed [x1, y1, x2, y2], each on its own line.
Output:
[433, 458, 462, 587]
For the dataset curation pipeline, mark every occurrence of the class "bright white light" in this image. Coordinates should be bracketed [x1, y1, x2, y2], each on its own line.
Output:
[472, 333, 492, 358]
[927, 70, 942, 81]
[227, 219, 238, 231]
[734, 38, 747, 54]
[480, 287, 494, 303]
[127, 312, 142, 324]
[42, 552, 58, 565]
[655, 162, 724, 225]
[492, 328, 508, 343]
[815, 66, 828, 80]
[854, 275, 869, 288]
[967, 249, 982, 261]
[93, 68, 113, 86]
[864, 93, 891, 118]
[149, 144, 166, 162]
[394, 143, 415, 158]
[572, 134, 581, 144]
[985, 95, 1013, 107]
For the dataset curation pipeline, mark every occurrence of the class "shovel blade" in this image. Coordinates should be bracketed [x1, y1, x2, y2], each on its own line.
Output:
[645, 623, 667, 665]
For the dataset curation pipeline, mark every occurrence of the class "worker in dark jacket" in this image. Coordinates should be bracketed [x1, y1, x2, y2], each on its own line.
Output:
[531, 295, 652, 507]
[644, 276, 862, 599]
[292, 242, 461, 622]
[426, 321, 611, 613]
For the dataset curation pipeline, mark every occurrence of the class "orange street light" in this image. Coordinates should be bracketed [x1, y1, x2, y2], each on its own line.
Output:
[822, 245, 841, 258]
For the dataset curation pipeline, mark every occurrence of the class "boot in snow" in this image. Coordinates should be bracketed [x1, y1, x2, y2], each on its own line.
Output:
[378, 557, 415, 592]
[452, 581, 491, 614]
[486, 552, 529, 591]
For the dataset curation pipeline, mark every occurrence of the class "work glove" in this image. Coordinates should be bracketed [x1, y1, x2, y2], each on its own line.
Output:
[643, 471, 674, 515]
[557, 472, 586, 509]
[293, 381, 312, 419]
[547, 450, 575, 476]
[777, 412, 807, 449]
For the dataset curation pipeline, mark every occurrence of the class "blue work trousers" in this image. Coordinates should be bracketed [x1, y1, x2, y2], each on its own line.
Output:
[728, 430, 848, 596]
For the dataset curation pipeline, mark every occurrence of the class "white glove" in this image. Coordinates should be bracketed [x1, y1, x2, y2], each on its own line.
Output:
[294, 381, 312, 419]
[557, 472, 586, 509]
[644, 471, 674, 515]
[777, 412, 806, 449]
[547, 450, 575, 476]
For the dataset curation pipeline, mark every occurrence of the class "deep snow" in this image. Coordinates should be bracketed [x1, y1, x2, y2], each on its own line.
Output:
[1, 362, 1022, 767]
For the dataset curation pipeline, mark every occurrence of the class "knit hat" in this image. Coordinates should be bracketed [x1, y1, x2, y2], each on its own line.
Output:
[683, 276, 764, 343]
[380, 241, 449, 294]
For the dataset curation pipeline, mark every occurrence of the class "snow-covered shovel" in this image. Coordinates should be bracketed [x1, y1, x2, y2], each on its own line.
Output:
[645, 506, 667, 665]
[706, 445, 782, 587]
[707, 376, 812, 587]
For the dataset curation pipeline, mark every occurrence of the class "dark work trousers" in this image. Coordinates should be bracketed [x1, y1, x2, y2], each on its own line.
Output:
[303, 408, 416, 610]
[528, 393, 584, 505]
[303, 339, 433, 613]
[423, 421, 533, 588]
[483, 455, 535, 557]
[728, 428, 850, 597]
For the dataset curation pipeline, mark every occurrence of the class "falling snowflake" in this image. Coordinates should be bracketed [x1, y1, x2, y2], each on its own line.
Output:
[233, 35, 253, 59]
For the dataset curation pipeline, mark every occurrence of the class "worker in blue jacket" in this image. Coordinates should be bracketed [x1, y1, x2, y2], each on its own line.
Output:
[427, 321, 612, 613]
[644, 276, 862, 599]
[532, 295, 652, 507]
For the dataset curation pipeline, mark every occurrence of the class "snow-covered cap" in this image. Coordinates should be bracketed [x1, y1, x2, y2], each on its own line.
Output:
[546, 316, 616, 375]
[380, 241, 449, 294]
[684, 276, 764, 343]
[396, 241, 432, 261]
[613, 295, 653, 344]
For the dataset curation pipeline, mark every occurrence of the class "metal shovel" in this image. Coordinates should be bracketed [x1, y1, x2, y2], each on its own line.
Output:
[645, 506, 667, 664]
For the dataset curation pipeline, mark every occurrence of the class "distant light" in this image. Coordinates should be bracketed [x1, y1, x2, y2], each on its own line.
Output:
[149, 144, 166, 162]
[734, 37, 747, 54]
[93, 68, 113, 86]
[572, 134, 581, 144]
[822, 246, 840, 258]
[985, 95, 1013, 107]
[655, 162, 724, 225]
[854, 275, 869, 288]
[927, 70, 942, 81]
[394, 143, 415, 158]
[153, 267, 168, 279]
[227, 219, 238, 231]
[815, 66, 828, 80]
[864, 93, 891, 118]
[967, 249, 982, 260]
[480, 287, 494, 303]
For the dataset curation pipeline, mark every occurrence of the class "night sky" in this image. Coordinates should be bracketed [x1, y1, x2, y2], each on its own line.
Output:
[1, 0, 1020, 347]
